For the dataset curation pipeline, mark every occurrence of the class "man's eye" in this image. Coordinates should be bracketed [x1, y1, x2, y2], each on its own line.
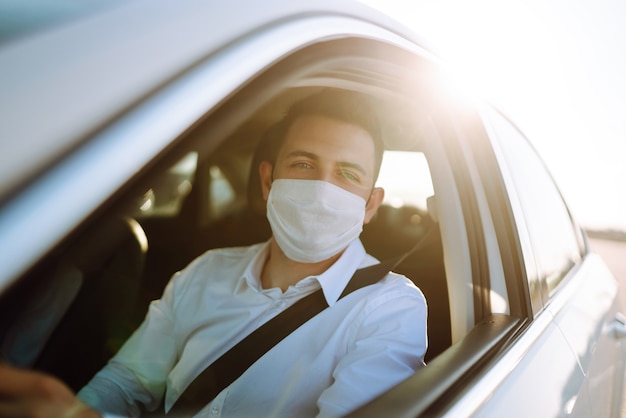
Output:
[294, 162, 312, 169]
[339, 171, 359, 182]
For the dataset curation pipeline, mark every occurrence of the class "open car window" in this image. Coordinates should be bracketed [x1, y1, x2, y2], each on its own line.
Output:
[0, 33, 530, 416]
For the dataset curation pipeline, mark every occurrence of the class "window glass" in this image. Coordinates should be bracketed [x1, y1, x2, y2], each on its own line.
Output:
[369, 150, 435, 250]
[371, 149, 452, 360]
[489, 114, 582, 294]
[208, 165, 236, 218]
[376, 151, 434, 211]
[136, 152, 197, 217]
[365, 150, 436, 249]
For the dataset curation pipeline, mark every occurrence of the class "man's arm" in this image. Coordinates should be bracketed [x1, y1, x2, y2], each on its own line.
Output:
[316, 284, 428, 417]
[0, 263, 194, 418]
[0, 278, 180, 418]
[77, 273, 183, 416]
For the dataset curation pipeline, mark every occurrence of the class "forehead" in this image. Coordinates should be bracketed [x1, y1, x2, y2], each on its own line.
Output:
[279, 115, 376, 170]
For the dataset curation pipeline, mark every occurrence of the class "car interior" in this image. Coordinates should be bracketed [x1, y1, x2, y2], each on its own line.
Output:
[0, 39, 498, 410]
[0, 88, 454, 396]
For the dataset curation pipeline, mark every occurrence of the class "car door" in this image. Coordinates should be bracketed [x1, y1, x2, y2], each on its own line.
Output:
[347, 88, 624, 417]
[483, 108, 625, 418]
[1, 1, 623, 416]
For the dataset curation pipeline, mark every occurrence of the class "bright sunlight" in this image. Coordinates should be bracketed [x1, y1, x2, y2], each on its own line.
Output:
[361, 0, 626, 233]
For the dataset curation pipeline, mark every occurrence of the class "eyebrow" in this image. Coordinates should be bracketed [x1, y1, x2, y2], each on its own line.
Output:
[286, 150, 367, 176]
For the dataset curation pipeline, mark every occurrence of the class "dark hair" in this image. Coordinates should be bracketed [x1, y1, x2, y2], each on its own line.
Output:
[263, 88, 385, 180]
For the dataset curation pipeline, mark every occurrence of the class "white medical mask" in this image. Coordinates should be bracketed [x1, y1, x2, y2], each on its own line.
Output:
[266, 179, 366, 263]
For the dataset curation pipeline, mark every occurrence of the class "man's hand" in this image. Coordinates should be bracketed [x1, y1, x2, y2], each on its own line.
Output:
[0, 364, 100, 418]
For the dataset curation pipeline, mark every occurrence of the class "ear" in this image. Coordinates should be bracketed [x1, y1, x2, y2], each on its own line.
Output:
[364, 187, 384, 224]
[259, 160, 274, 201]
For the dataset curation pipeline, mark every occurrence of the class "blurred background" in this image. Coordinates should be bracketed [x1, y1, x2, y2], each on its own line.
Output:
[363, 0, 626, 238]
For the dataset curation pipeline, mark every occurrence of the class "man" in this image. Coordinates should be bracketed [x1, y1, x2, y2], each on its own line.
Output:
[0, 89, 427, 417]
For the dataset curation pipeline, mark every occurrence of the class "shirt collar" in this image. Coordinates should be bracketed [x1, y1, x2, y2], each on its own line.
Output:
[316, 239, 375, 307]
[241, 241, 271, 292]
[241, 239, 377, 306]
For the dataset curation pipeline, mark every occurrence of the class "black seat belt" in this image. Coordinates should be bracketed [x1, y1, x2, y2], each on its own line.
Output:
[168, 227, 434, 416]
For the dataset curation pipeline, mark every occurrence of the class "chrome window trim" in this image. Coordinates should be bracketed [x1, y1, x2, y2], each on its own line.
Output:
[0, 16, 431, 290]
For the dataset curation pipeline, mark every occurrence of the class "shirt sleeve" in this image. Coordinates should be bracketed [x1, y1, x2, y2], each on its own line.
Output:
[77, 272, 182, 417]
[315, 281, 428, 417]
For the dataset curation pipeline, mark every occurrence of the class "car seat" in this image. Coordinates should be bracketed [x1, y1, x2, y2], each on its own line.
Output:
[32, 216, 148, 391]
[361, 196, 451, 362]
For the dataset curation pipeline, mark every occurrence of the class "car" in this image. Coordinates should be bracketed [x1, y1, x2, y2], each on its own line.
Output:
[0, 0, 624, 416]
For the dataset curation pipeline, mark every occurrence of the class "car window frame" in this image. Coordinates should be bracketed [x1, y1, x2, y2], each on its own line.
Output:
[481, 106, 587, 312]
[2, 19, 529, 417]
[161, 37, 518, 417]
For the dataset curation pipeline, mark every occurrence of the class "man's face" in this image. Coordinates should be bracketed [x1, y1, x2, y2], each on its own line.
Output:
[260, 114, 384, 224]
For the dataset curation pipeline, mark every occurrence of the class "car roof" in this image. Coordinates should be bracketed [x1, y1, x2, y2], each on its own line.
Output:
[0, 0, 421, 203]
[0, 0, 127, 45]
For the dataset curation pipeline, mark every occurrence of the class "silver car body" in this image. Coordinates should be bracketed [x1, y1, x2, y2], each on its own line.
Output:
[0, 0, 623, 416]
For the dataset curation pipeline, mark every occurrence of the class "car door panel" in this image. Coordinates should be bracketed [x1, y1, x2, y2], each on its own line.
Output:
[548, 254, 624, 417]
[461, 314, 589, 417]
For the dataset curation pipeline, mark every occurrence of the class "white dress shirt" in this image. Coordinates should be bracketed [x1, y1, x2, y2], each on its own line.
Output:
[78, 239, 427, 417]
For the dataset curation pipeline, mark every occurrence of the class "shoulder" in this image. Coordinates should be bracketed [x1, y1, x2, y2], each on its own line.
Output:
[358, 251, 426, 300]
[344, 271, 427, 324]
[343, 272, 428, 354]
[169, 242, 265, 291]
[376, 272, 426, 304]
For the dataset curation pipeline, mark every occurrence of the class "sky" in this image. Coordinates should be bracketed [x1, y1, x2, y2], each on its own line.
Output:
[362, 0, 626, 233]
